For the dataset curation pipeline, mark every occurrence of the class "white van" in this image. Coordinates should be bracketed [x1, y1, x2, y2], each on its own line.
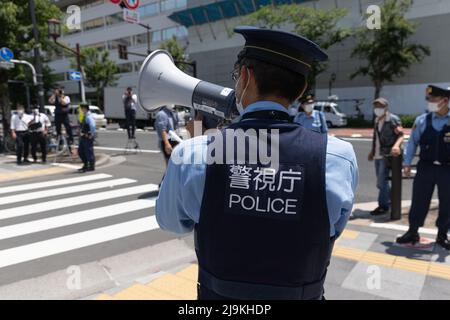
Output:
[68, 105, 107, 128]
[313, 102, 347, 128]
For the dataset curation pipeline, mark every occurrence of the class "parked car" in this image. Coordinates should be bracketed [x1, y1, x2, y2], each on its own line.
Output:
[68, 105, 107, 128]
[313, 101, 347, 128]
[44, 105, 55, 123]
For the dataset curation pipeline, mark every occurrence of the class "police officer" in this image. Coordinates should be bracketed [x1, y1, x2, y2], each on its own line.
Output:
[397, 85, 450, 249]
[77, 103, 96, 173]
[28, 106, 51, 164]
[293, 94, 328, 133]
[10, 104, 31, 165]
[155, 104, 179, 165]
[156, 26, 358, 300]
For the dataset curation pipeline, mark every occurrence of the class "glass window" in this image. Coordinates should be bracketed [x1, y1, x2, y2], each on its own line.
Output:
[134, 61, 144, 71]
[139, 2, 159, 18]
[83, 17, 104, 32]
[176, 0, 187, 8]
[106, 12, 123, 26]
[135, 32, 149, 46]
[161, 0, 176, 11]
[162, 27, 177, 40]
[152, 30, 161, 43]
[177, 26, 188, 37]
[117, 62, 134, 74]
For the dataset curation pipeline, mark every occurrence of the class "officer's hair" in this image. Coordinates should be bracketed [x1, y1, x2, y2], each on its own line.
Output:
[235, 52, 306, 103]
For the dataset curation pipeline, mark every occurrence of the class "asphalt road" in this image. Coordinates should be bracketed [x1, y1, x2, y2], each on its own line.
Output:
[0, 129, 432, 296]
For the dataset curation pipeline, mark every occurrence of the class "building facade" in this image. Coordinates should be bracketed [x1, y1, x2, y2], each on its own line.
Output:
[169, 0, 450, 117]
[49, 0, 188, 103]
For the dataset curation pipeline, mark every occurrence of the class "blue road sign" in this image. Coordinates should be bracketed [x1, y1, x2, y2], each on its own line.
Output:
[0, 47, 14, 62]
[68, 71, 82, 81]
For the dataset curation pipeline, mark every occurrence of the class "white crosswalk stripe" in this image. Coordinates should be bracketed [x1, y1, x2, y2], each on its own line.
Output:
[0, 174, 162, 271]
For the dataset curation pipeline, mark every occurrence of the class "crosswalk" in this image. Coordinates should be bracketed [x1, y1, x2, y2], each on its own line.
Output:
[0, 173, 161, 271]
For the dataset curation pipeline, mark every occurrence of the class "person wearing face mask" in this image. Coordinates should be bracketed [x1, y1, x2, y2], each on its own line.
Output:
[10, 104, 32, 165]
[367, 98, 404, 216]
[293, 95, 328, 133]
[156, 26, 358, 300]
[397, 85, 450, 249]
[28, 107, 51, 164]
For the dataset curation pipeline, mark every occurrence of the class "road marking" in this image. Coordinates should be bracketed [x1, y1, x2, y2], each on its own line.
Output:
[0, 198, 156, 241]
[0, 178, 136, 205]
[0, 184, 158, 220]
[0, 174, 112, 195]
[94, 146, 161, 154]
[0, 216, 159, 269]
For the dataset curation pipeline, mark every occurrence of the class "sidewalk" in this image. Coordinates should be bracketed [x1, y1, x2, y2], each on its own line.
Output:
[330, 127, 412, 138]
[91, 205, 450, 300]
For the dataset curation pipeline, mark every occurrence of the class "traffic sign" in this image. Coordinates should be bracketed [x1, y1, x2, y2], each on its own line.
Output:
[0, 60, 14, 70]
[0, 47, 14, 62]
[68, 71, 82, 81]
[123, 8, 140, 24]
[110, 0, 121, 4]
[123, 0, 140, 10]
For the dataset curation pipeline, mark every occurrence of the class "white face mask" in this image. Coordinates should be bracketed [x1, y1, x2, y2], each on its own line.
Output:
[374, 108, 386, 117]
[303, 103, 314, 113]
[427, 101, 443, 113]
[17, 110, 24, 116]
[235, 68, 250, 115]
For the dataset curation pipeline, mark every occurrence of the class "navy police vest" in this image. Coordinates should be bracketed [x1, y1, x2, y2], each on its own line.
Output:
[195, 112, 333, 300]
[419, 113, 450, 165]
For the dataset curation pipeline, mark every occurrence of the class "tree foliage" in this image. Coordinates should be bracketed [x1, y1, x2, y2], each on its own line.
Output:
[159, 36, 191, 72]
[350, 0, 430, 99]
[244, 4, 351, 89]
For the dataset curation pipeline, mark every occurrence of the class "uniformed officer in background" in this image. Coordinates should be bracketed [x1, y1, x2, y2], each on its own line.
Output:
[28, 106, 51, 164]
[10, 104, 31, 165]
[293, 94, 328, 133]
[156, 26, 358, 300]
[397, 85, 450, 249]
[77, 103, 96, 173]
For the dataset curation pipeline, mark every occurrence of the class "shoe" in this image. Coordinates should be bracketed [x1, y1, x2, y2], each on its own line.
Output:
[23, 159, 31, 164]
[87, 163, 95, 171]
[41, 159, 47, 164]
[436, 233, 450, 250]
[78, 165, 88, 173]
[17, 161, 23, 166]
[396, 229, 420, 245]
[370, 206, 389, 216]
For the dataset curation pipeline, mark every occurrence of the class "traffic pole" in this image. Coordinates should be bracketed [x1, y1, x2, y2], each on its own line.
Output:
[29, 0, 45, 112]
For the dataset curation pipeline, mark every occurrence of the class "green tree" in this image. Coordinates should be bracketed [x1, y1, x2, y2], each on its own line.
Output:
[72, 48, 119, 108]
[0, 0, 62, 109]
[350, 0, 430, 99]
[159, 36, 191, 73]
[245, 4, 351, 90]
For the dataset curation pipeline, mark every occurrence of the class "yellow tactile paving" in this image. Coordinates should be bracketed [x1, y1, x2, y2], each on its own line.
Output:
[175, 264, 198, 281]
[0, 167, 68, 182]
[341, 229, 360, 239]
[361, 251, 395, 267]
[146, 273, 197, 300]
[113, 283, 181, 300]
[96, 294, 115, 300]
[393, 257, 430, 274]
[332, 246, 365, 261]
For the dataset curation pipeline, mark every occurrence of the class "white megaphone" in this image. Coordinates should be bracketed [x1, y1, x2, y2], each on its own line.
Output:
[138, 50, 236, 120]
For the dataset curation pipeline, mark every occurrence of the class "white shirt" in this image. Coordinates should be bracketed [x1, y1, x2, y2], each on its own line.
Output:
[29, 112, 51, 132]
[10, 113, 32, 131]
[122, 93, 138, 111]
[49, 95, 70, 105]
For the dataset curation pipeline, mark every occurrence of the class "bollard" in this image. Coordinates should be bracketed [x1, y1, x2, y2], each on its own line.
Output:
[390, 155, 403, 220]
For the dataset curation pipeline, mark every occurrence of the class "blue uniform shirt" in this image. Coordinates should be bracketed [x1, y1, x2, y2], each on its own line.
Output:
[84, 112, 96, 136]
[404, 110, 450, 165]
[156, 101, 358, 238]
[293, 110, 328, 133]
[155, 107, 178, 143]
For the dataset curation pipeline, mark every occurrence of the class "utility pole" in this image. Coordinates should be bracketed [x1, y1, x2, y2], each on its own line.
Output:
[29, 0, 45, 112]
[137, 23, 152, 54]
[76, 43, 86, 102]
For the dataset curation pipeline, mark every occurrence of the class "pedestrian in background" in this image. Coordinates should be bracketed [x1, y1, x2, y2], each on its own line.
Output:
[49, 87, 73, 145]
[368, 98, 404, 216]
[397, 85, 450, 249]
[10, 104, 31, 165]
[294, 95, 328, 133]
[77, 103, 96, 173]
[155, 104, 179, 165]
[28, 106, 51, 164]
[122, 87, 138, 139]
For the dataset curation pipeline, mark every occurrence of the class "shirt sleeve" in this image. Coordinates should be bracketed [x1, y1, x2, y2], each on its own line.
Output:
[320, 112, 328, 133]
[89, 116, 96, 135]
[64, 96, 71, 105]
[404, 115, 424, 166]
[155, 136, 207, 234]
[325, 137, 359, 238]
[10, 115, 16, 130]
[155, 111, 169, 133]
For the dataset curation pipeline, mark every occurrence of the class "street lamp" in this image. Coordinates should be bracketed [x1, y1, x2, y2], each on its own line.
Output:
[47, 18, 62, 41]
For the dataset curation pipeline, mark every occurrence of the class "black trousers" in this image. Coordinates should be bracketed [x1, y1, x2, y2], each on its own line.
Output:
[125, 109, 136, 139]
[30, 131, 47, 162]
[15, 131, 30, 163]
[55, 113, 73, 143]
[78, 136, 95, 166]
[409, 161, 450, 233]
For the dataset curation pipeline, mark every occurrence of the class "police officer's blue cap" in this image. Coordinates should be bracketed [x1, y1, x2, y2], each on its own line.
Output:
[426, 85, 450, 98]
[234, 26, 328, 77]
